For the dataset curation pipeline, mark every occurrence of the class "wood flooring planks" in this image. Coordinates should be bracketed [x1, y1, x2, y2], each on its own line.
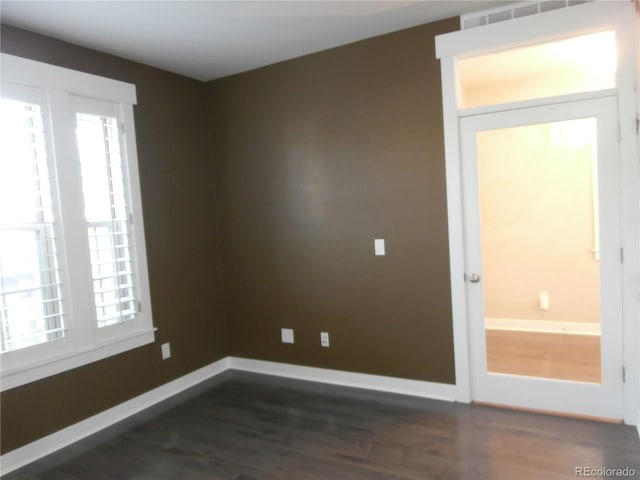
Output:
[4, 371, 639, 480]
[486, 329, 601, 383]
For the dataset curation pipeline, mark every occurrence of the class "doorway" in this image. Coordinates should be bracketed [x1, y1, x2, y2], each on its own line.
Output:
[460, 97, 623, 419]
[435, 0, 638, 425]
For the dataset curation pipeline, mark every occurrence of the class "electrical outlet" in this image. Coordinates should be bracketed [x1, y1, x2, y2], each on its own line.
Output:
[281, 328, 294, 344]
[161, 342, 171, 360]
[539, 291, 549, 310]
[320, 332, 330, 347]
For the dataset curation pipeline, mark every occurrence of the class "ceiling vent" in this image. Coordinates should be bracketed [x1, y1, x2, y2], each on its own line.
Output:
[460, 0, 593, 30]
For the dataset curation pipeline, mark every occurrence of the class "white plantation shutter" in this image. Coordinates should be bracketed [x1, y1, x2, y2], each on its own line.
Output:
[1, 54, 154, 391]
[74, 102, 138, 328]
[0, 92, 66, 353]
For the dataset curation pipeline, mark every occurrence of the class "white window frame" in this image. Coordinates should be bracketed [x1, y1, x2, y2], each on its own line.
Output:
[0, 53, 155, 391]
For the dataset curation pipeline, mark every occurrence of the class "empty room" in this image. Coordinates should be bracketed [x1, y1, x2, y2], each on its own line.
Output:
[1, 1, 639, 478]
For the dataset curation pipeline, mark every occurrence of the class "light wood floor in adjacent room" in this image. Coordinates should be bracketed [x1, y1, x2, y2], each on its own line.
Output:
[5, 371, 638, 480]
[486, 329, 601, 383]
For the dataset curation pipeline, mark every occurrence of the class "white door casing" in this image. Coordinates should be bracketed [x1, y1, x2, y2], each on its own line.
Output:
[435, 1, 639, 424]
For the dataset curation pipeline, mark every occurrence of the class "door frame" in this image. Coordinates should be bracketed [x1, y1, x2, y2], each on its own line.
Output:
[435, 1, 639, 425]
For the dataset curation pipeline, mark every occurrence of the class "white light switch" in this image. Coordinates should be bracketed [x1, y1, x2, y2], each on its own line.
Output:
[374, 239, 385, 256]
[281, 328, 294, 344]
[161, 342, 171, 360]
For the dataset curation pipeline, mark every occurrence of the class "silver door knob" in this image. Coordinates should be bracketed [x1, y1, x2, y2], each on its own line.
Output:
[468, 273, 481, 283]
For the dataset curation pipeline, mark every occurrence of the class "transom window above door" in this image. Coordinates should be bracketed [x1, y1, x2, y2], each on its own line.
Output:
[455, 30, 617, 109]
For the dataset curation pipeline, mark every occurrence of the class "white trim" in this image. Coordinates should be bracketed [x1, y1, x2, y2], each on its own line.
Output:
[457, 88, 618, 118]
[441, 54, 472, 404]
[0, 357, 230, 475]
[614, 0, 640, 430]
[1, 53, 136, 104]
[435, 0, 638, 424]
[0, 330, 155, 392]
[227, 357, 456, 402]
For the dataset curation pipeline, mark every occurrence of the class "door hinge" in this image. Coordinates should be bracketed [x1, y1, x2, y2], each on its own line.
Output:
[622, 366, 626, 383]
[138, 301, 142, 313]
[617, 123, 621, 142]
[620, 247, 624, 263]
[129, 212, 134, 224]
[120, 122, 126, 134]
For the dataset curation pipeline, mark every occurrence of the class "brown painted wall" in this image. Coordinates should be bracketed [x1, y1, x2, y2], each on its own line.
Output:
[0, 25, 228, 453]
[206, 19, 457, 383]
[1, 16, 458, 455]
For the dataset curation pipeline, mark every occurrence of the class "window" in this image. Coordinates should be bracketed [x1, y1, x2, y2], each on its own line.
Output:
[456, 30, 617, 109]
[0, 91, 65, 353]
[74, 99, 138, 329]
[0, 54, 154, 390]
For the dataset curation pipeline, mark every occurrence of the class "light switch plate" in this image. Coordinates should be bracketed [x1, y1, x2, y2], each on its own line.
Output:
[374, 238, 385, 256]
[161, 342, 171, 360]
[281, 328, 294, 344]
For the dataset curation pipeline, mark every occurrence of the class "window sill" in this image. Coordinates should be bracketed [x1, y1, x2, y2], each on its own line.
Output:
[0, 329, 156, 392]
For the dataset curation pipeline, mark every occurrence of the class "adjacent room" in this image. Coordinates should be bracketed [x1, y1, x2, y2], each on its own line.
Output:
[1, 1, 639, 478]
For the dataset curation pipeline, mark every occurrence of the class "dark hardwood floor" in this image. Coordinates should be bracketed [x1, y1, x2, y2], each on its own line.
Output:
[4, 371, 640, 480]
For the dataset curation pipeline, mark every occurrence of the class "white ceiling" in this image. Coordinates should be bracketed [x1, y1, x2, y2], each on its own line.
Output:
[0, 1, 509, 81]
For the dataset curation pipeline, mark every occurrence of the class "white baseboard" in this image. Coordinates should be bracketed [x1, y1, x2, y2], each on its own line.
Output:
[1, 356, 456, 475]
[228, 357, 457, 402]
[0, 357, 230, 475]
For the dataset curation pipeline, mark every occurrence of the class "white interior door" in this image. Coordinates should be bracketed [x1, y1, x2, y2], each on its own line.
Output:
[460, 96, 623, 419]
